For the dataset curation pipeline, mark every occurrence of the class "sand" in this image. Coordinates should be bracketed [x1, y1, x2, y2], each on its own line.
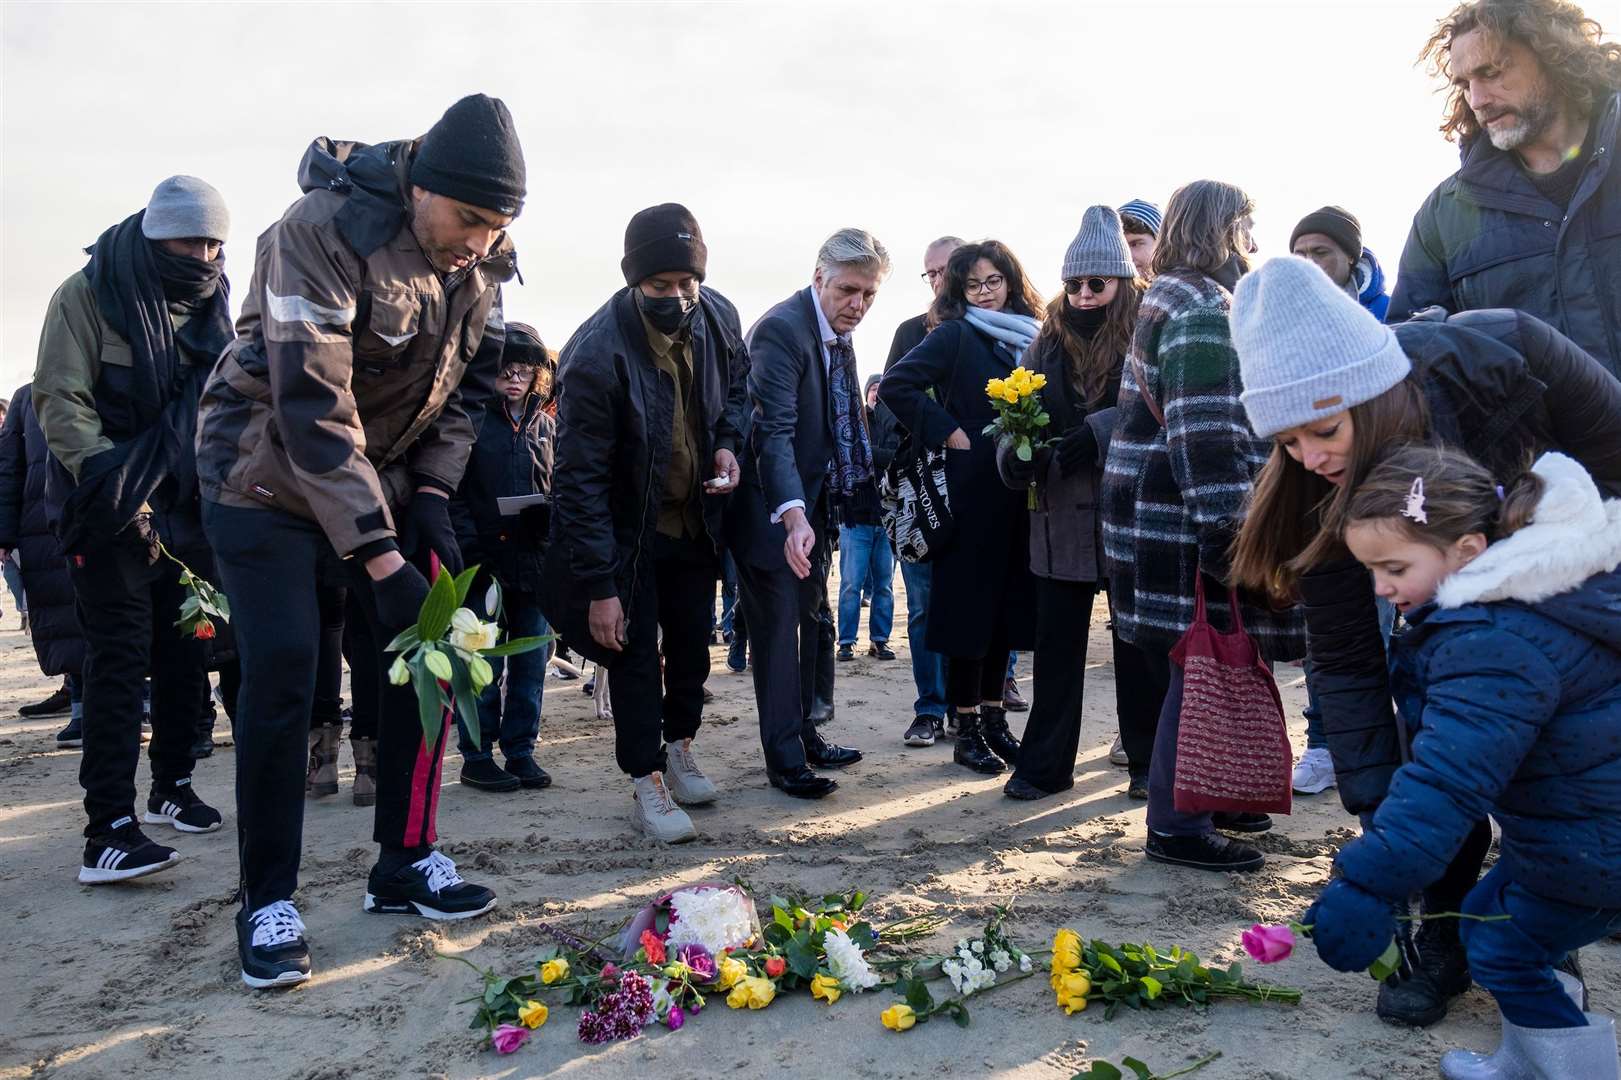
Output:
[1, 586, 1614, 1080]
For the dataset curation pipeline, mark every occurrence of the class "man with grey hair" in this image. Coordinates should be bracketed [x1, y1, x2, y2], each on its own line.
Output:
[884, 235, 963, 371]
[726, 227, 888, 798]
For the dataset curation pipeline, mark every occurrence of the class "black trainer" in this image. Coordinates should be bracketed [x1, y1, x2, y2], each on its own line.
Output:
[505, 756, 552, 789]
[460, 757, 520, 792]
[903, 715, 938, 747]
[364, 850, 496, 920]
[20, 684, 72, 718]
[1145, 830, 1264, 872]
[238, 901, 312, 989]
[55, 717, 83, 748]
[79, 818, 180, 884]
[143, 777, 223, 833]
[1212, 811, 1273, 834]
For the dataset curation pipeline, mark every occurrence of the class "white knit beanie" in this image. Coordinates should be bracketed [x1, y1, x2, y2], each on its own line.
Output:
[1061, 205, 1135, 280]
[1233, 257, 1411, 438]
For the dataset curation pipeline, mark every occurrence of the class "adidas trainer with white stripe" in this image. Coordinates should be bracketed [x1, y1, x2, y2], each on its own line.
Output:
[79, 818, 180, 884]
[143, 777, 223, 833]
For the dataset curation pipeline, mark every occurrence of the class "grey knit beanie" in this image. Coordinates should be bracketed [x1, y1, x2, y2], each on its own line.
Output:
[141, 175, 230, 243]
[1233, 257, 1411, 438]
[1061, 205, 1135, 280]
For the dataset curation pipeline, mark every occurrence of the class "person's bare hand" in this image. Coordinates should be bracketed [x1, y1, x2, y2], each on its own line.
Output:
[781, 507, 815, 580]
[945, 428, 971, 450]
[589, 596, 626, 652]
[705, 448, 741, 494]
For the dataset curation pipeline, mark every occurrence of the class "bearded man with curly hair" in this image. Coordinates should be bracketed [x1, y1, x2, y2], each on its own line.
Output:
[1390, 0, 1621, 375]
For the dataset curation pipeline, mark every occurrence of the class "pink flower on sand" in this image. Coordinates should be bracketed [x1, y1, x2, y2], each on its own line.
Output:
[1241, 923, 1295, 964]
[491, 1023, 530, 1054]
[666, 1005, 686, 1031]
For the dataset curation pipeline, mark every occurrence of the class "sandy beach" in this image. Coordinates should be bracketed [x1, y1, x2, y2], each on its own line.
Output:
[2, 583, 1614, 1080]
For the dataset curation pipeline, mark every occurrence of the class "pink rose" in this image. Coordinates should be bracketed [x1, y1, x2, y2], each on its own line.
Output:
[1241, 923, 1295, 964]
[491, 1023, 529, 1054]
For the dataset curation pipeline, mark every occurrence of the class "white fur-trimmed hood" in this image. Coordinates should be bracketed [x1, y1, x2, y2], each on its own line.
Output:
[1436, 452, 1621, 609]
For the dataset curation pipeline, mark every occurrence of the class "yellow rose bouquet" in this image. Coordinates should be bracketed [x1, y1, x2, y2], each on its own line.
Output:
[983, 366, 1052, 508]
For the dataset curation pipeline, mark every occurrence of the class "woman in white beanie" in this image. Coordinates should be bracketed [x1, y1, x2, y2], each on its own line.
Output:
[1229, 254, 1621, 1026]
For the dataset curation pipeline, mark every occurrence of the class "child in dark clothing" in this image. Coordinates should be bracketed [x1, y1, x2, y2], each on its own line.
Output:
[1305, 446, 1621, 1079]
[451, 322, 556, 792]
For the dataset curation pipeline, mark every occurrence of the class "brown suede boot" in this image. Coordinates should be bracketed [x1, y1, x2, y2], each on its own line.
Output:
[351, 736, 377, 807]
[306, 725, 340, 798]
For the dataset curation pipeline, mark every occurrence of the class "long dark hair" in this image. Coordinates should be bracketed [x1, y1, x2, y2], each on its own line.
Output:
[1037, 278, 1144, 410]
[1229, 376, 1431, 600]
[929, 240, 1046, 325]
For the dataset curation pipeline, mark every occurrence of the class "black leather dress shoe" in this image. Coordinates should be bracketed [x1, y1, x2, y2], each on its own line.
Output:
[768, 768, 837, 799]
[803, 729, 863, 768]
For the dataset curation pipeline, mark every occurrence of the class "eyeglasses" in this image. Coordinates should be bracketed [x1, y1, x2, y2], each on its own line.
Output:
[921, 268, 945, 283]
[499, 367, 538, 381]
[964, 274, 1005, 295]
[1062, 277, 1112, 296]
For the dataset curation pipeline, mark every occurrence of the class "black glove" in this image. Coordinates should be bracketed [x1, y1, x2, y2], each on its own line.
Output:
[1055, 424, 1099, 478]
[372, 561, 431, 634]
[399, 491, 464, 574]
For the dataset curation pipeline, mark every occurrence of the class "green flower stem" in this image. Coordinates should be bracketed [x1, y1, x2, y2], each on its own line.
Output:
[1159, 1051, 1222, 1079]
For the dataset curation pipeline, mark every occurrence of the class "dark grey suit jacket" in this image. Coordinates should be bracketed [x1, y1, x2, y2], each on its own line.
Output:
[727, 287, 834, 570]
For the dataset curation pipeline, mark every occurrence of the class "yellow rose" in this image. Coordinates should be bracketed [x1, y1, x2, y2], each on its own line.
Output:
[1051, 929, 1082, 973]
[518, 999, 548, 1029]
[1030, 372, 1048, 390]
[986, 378, 1007, 400]
[715, 955, 747, 991]
[810, 973, 842, 1004]
[1056, 970, 1091, 1015]
[743, 975, 777, 1009]
[1003, 387, 1019, 404]
[727, 982, 751, 1009]
[880, 1003, 917, 1031]
[539, 958, 569, 985]
[1010, 369, 1032, 395]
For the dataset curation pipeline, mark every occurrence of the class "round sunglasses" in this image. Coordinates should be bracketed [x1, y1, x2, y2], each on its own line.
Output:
[1062, 277, 1114, 296]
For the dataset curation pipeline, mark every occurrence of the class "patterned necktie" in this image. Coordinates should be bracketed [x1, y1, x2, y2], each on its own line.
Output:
[827, 337, 874, 498]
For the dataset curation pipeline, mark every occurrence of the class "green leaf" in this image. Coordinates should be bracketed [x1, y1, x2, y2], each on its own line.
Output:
[423, 646, 453, 682]
[452, 565, 480, 607]
[1121, 1059, 1153, 1080]
[1080, 1065, 1123, 1080]
[417, 567, 458, 641]
[447, 653, 483, 750]
[384, 626, 421, 653]
[901, 976, 934, 1012]
[1100, 952, 1123, 975]
[950, 1002, 970, 1028]
[413, 658, 445, 744]
[479, 633, 555, 658]
[1015, 440, 1032, 462]
[1140, 975, 1163, 1000]
[786, 938, 819, 980]
[1367, 939, 1402, 982]
[981, 422, 999, 437]
[846, 921, 877, 951]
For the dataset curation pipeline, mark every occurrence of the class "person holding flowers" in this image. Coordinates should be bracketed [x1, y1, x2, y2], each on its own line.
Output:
[1303, 445, 1621, 1079]
[880, 240, 1042, 776]
[995, 206, 1147, 800]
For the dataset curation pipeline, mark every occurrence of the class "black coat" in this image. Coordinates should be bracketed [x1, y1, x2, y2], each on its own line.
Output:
[885, 312, 929, 373]
[879, 318, 1036, 658]
[727, 288, 839, 569]
[542, 287, 747, 664]
[1310, 307, 1621, 815]
[451, 394, 554, 597]
[1389, 92, 1621, 375]
[0, 386, 85, 678]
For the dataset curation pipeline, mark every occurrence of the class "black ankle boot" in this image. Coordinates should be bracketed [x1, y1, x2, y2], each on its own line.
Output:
[953, 712, 1005, 775]
[980, 705, 1020, 763]
[1375, 919, 1470, 1027]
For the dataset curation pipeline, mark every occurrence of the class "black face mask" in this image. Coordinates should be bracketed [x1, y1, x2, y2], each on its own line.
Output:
[1063, 303, 1109, 334]
[637, 290, 699, 336]
[150, 243, 224, 308]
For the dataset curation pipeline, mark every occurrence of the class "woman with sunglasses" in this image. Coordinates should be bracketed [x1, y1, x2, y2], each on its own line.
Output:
[995, 207, 1150, 800]
[880, 240, 1044, 775]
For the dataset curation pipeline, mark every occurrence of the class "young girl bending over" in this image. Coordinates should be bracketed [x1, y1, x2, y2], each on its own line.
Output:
[1304, 445, 1621, 1080]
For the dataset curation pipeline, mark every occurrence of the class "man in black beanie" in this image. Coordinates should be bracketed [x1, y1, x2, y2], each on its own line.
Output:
[1290, 205, 1391, 321]
[543, 203, 749, 844]
[195, 94, 523, 989]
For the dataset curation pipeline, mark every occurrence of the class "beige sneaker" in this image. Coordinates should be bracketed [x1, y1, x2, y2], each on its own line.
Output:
[632, 772, 697, 844]
[1108, 735, 1129, 767]
[665, 740, 718, 805]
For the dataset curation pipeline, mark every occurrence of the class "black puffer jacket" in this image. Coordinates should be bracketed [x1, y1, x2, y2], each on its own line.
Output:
[1310, 307, 1621, 814]
[0, 385, 86, 678]
[452, 393, 554, 597]
[541, 287, 748, 664]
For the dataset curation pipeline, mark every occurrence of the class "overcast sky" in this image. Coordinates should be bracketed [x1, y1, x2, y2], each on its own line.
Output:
[2, 0, 1469, 395]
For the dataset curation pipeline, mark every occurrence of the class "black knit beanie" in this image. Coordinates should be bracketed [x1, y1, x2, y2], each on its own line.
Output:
[410, 94, 526, 216]
[621, 203, 707, 285]
[1290, 206, 1362, 261]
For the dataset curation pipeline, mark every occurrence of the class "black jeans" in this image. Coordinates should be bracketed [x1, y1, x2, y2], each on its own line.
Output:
[342, 591, 381, 740]
[1112, 625, 1170, 775]
[309, 584, 347, 730]
[946, 641, 1011, 709]
[610, 532, 717, 778]
[1011, 579, 1098, 791]
[204, 500, 452, 910]
[70, 525, 210, 836]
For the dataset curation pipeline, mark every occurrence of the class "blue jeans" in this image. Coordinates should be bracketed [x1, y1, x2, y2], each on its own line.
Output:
[2, 555, 23, 615]
[898, 560, 947, 719]
[837, 524, 894, 646]
[457, 593, 553, 764]
[1304, 596, 1397, 750]
[718, 551, 739, 637]
[1462, 863, 1621, 1027]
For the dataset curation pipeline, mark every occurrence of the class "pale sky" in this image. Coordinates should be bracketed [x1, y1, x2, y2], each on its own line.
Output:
[3, 0, 1470, 396]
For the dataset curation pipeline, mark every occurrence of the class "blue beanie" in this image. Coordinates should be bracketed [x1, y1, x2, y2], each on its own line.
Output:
[1117, 199, 1162, 236]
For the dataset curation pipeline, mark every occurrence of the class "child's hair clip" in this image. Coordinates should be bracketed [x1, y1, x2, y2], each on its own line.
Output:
[1401, 476, 1428, 525]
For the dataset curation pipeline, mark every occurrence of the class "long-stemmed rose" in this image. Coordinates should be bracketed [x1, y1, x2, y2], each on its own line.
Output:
[156, 540, 230, 640]
[384, 567, 552, 747]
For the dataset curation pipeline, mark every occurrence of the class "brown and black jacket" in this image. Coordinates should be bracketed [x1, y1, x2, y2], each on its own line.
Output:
[196, 137, 515, 556]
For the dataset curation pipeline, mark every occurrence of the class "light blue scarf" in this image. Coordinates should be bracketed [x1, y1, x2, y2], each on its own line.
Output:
[964, 305, 1041, 364]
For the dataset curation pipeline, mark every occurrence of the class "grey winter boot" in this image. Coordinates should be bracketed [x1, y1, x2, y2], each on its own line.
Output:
[306, 726, 340, 798]
[1517, 1013, 1618, 1080]
[351, 736, 377, 807]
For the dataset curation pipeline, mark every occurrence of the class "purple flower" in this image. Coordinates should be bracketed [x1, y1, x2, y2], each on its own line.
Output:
[676, 944, 716, 982]
[577, 969, 657, 1044]
[666, 1005, 686, 1031]
[1241, 924, 1296, 964]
